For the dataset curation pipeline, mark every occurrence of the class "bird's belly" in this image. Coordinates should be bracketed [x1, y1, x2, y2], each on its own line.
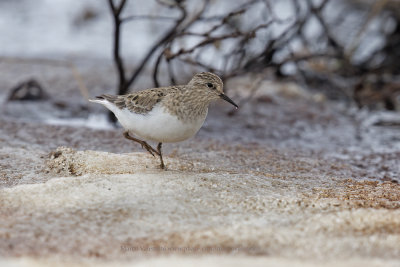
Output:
[114, 105, 207, 143]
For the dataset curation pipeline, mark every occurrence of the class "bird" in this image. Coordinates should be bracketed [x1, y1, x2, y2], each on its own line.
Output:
[89, 72, 238, 169]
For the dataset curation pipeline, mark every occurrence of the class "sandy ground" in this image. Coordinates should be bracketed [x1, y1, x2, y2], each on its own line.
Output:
[1, 59, 400, 266]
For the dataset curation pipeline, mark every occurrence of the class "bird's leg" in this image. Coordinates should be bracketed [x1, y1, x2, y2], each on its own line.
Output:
[157, 142, 165, 169]
[123, 131, 157, 157]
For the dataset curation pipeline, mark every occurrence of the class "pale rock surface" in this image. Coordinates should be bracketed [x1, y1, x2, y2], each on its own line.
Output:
[1, 146, 400, 266]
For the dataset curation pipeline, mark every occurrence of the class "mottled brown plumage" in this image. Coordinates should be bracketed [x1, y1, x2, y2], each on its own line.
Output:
[96, 86, 182, 115]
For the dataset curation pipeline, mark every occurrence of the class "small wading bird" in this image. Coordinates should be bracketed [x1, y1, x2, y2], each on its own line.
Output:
[89, 72, 238, 169]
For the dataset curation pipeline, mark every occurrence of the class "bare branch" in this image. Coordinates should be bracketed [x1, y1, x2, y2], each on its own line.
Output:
[125, 1, 187, 90]
[122, 15, 176, 23]
[108, 0, 128, 95]
[152, 0, 211, 86]
[167, 23, 271, 61]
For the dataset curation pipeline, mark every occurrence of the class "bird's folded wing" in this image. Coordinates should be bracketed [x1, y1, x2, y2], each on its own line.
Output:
[98, 86, 180, 115]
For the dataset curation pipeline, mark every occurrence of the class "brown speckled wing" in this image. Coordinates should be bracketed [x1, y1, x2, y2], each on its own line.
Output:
[97, 86, 182, 115]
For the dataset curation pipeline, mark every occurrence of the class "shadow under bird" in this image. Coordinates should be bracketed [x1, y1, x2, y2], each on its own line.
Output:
[89, 72, 238, 169]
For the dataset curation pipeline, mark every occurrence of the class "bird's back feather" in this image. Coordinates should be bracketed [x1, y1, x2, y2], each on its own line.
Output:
[90, 86, 183, 115]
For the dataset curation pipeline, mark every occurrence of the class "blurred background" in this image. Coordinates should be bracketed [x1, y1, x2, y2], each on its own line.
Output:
[1, 0, 399, 149]
[1, 0, 399, 108]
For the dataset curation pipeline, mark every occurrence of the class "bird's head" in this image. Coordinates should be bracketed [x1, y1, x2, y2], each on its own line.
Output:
[187, 72, 238, 108]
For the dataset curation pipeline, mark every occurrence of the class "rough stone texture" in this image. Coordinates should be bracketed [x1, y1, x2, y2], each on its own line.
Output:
[1, 141, 400, 266]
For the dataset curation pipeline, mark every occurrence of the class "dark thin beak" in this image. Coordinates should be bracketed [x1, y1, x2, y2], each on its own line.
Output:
[219, 93, 238, 109]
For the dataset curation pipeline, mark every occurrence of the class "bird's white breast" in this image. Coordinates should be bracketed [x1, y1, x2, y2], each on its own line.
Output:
[110, 103, 207, 143]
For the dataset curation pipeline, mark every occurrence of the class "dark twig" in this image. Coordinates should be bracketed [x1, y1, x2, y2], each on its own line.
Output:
[127, 1, 187, 89]
[152, 0, 211, 86]
[122, 15, 176, 22]
[108, 0, 128, 95]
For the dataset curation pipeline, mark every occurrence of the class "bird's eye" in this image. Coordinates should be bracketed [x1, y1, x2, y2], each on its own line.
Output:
[206, 83, 214, 88]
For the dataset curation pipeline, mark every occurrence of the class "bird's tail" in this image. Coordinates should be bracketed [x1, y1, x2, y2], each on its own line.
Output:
[89, 94, 117, 104]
